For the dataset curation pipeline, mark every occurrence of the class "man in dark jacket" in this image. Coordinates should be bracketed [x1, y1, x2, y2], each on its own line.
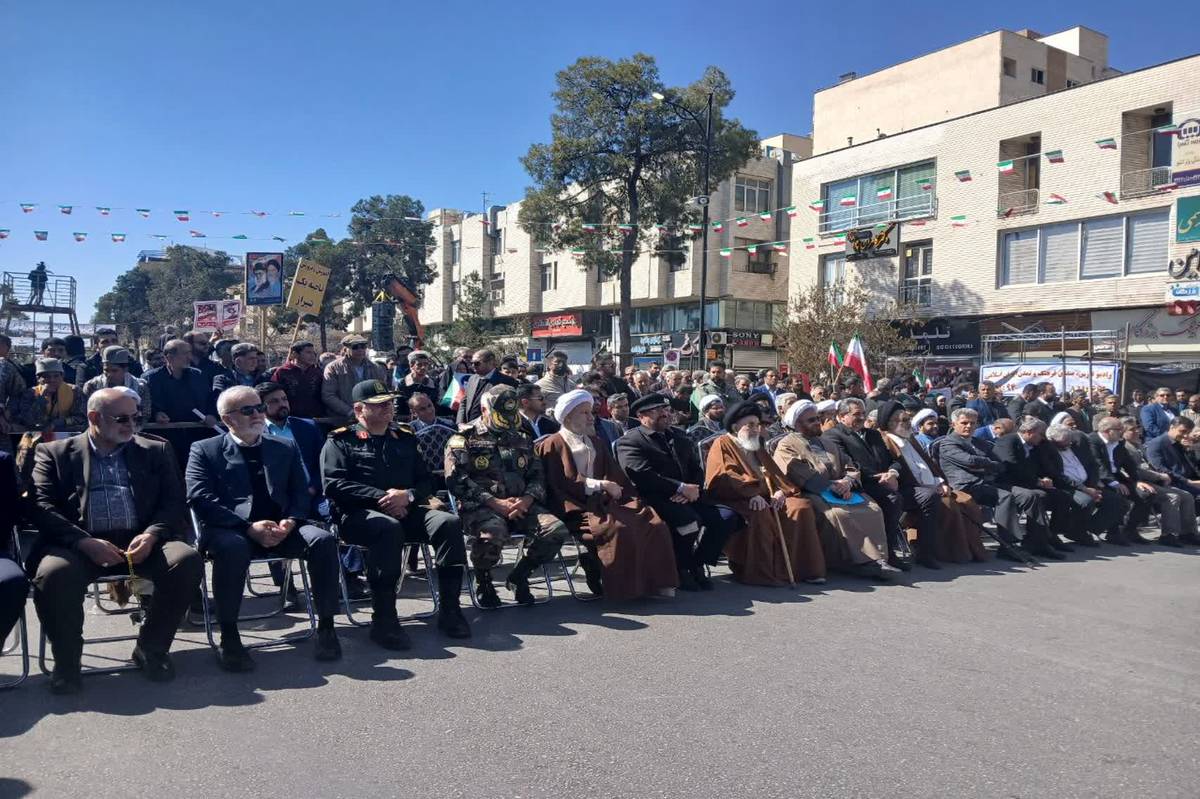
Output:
[1039, 423, 1126, 545]
[0, 450, 29, 652]
[456, 348, 520, 426]
[211, 343, 267, 396]
[990, 419, 1069, 558]
[1088, 417, 1156, 544]
[1145, 416, 1200, 497]
[270, 340, 325, 419]
[187, 386, 341, 671]
[30, 388, 202, 692]
[616, 393, 737, 590]
[1006, 383, 1038, 423]
[821, 397, 908, 569]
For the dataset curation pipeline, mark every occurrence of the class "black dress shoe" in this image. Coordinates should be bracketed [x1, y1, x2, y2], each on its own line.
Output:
[217, 640, 257, 672]
[676, 569, 700, 591]
[1024, 543, 1065, 560]
[49, 666, 82, 695]
[132, 645, 176, 682]
[369, 621, 412, 651]
[887, 556, 913, 572]
[436, 606, 472, 639]
[344, 574, 371, 600]
[1158, 534, 1183, 548]
[475, 575, 502, 609]
[1126, 530, 1152, 544]
[995, 547, 1024, 563]
[1178, 533, 1200, 545]
[314, 627, 342, 661]
[917, 557, 942, 570]
[1105, 531, 1131, 547]
[691, 567, 714, 590]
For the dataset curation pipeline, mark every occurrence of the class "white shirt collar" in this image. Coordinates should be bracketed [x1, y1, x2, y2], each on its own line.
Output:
[228, 430, 262, 447]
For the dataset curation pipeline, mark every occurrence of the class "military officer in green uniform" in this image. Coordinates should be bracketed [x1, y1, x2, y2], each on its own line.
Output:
[321, 380, 470, 649]
[446, 384, 568, 607]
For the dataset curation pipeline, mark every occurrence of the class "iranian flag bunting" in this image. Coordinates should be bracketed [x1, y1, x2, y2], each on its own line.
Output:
[111, 233, 126, 242]
[917, 178, 933, 191]
[617, 223, 633, 232]
[950, 215, 968, 227]
[1100, 191, 1118, 204]
[687, 223, 703, 232]
[1044, 149, 1064, 163]
[997, 160, 1015, 174]
[96, 206, 111, 216]
[19, 203, 36, 213]
[758, 211, 773, 222]
[827, 341, 843, 369]
[802, 237, 815, 249]
[954, 170, 972, 182]
[772, 242, 787, 252]
[785, 206, 798, 218]
[189, 229, 205, 238]
[288, 211, 305, 217]
[136, 208, 150, 218]
[1046, 193, 1067, 205]
[735, 217, 749, 227]
[34, 230, 48, 241]
[582, 223, 598, 232]
[876, 186, 893, 201]
[72, 232, 86, 242]
[252, 210, 268, 217]
[210, 210, 223, 218]
[570, 246, 587, 255]
[272, 236, 286, 242]
[838, 195, 857, 207]
[719, 248, 732, 258]
[843, 335, 874, 391]
[1096, 138, 1117, 150]
[1155, 124, 1180, 136]
[174, 210, 189, 222]
[59, 205, 73, 215]
[746, 244, 758, 254]
[0, 230, 8, 239]
[907, 220, 927, 227]
[711, 221, 724, 232]
[808, 199, 825, 211]
[232, 234, 248, 240]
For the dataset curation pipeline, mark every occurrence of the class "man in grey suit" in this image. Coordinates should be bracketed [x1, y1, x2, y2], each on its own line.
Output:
[186, 386, 341, 672]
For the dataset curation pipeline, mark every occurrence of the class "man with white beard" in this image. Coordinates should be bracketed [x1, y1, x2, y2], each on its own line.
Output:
[703, 400, 826, 585]
[536, 389, 677, 600]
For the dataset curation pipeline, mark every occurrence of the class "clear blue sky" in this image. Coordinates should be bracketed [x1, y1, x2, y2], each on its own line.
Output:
[1, 0, 1193, 320]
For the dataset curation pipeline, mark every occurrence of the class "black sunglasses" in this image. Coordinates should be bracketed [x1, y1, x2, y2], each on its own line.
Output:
[104, 413, 143, 425]
[234, 403, 267, 417]
[349, 344, 367, 350]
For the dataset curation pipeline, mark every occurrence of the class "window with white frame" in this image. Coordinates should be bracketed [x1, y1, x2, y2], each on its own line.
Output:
[901, 243, 933, 307]
[540, 261, 557, 292]
[735, 176, 772, 213]
[999, 208, 1169, 286]
[820, 254, 846, 303]
[821, 160, 935, 233]
[450, 239, 461, 266]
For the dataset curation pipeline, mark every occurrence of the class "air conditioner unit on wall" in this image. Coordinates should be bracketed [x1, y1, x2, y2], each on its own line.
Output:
[707, 331, 728, 346]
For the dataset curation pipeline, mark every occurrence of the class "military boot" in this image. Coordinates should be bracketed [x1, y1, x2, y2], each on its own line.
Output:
[505, 556, 539, 606]
[436, 566, 471, 638]
[474, 568, 502, 609]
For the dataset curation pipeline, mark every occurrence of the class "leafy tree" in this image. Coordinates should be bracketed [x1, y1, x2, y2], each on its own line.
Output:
[267, 228, 355, 351]
[343, 195, 437, 317]
[518, 54, 759, 355]
[142, 246, 241, 335]
[94, 268, 154, 349]
[428, 273, 526, 359]
[775, 282, 918, 388]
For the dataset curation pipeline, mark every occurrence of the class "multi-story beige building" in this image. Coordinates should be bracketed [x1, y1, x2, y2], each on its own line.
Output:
[412, 135, 812, 370]
[812, 26, 1119, 155]
[790, 52, 1200, 366]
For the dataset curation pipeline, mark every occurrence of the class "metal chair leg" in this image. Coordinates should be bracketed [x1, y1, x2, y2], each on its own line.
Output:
[553, 538, 600, 602]
[198, 558, 318, 652]
[339, 543, 437, 626]
[40, 579, 144, 677]
[0, 607, 29, 689]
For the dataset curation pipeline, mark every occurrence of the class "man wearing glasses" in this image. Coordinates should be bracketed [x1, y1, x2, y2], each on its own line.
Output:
[322, 335, 389, 419]
[1140, 387, 1178, 441]
[28, 388, 203, 693]
[456, 348, 519, 426]
[186, 387, 342, 671]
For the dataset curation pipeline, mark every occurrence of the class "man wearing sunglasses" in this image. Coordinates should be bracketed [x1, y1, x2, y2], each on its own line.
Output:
[28, 388, 203, 693]
[186, 386, 343, 671]
[322, 335, 390, 419]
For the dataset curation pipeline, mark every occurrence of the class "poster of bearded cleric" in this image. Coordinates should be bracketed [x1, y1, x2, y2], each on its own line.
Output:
[245, 252, 286, 306]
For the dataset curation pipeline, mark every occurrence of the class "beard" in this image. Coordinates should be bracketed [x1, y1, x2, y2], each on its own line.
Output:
[563, 418, 595, 437]
[892, 426, 912, 439]
[553, 363, 569, 376]
[735, 429, 761, 451]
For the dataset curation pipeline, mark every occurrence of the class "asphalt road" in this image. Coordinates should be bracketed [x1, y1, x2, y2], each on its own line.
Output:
[2, 545, 1198, 799]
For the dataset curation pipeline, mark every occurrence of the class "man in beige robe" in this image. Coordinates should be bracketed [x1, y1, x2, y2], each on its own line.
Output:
[773, 401, 900, 581]
[536, 390, 677, 600]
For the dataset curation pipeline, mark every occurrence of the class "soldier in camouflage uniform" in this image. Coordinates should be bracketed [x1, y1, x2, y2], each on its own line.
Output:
[446, 385, 568, 607]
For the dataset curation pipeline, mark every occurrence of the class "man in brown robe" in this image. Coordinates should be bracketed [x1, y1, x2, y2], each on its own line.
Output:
[704, 400, 825, 586]
[536, 389, 677, 600]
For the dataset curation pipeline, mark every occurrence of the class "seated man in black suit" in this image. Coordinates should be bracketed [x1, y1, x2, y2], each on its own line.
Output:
[820, 398, 909, 570]
[517, 382, 559, 440]
[1145, 416, 1200, 500]
[1089, 417, 1163, 545]
[1041, 423, 1127, 546]
[0, 450, 29, 654]
[186, 386, 342, 671]
[30, 388, 203, 693]
[457, 348, 520, 426]
[615, 393, 737, 590]
[990, 419, 1069, 559]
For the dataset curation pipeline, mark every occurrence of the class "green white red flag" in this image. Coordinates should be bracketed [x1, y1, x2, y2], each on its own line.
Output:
[997, 160, 1015, 174]
[34, 230, 48, 240]
[827, 341, 843, 369]
[72, 232, 86, 241]
[111, 233, 126, 242]
[175, 210, 189, 221]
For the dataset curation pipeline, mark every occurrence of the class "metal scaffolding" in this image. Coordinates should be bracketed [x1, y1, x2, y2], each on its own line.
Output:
[981, 325, 1131, 398]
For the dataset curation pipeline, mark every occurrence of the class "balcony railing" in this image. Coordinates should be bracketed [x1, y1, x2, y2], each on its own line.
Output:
[1120, 165, 1173, 199]
[899, 282, 932, 308]
[2, 271, 77, 312]
[818, 192, 936, 235]
[997, 188, 1039, 218]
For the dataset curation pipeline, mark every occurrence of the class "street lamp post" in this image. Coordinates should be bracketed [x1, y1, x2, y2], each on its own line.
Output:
[654, 90, 714, 370]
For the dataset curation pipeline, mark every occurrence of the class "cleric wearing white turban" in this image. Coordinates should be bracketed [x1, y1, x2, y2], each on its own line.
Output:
[784, 399, 815, 431]
[554, 388, 594, 426]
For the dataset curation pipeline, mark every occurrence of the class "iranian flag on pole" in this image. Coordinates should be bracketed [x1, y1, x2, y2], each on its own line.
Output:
[843, 335, 874, 392]
[827, 341, 843, 369]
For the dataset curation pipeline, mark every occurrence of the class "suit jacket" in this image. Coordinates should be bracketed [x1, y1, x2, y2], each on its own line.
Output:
[990, 433, 1043, 490]
[1088, 432, 1138, 491]
[1, 451, 24, 561]
[1140, 403, 1176, 441]
[1006, 396, 1030, 421]
[457, 371, 520, 425]
[29, 432, 187, 554]
[1144, 433, 1199, 488]
[322, 357, 390, 418]
[820, 423, 901, 491]
[521, 414, 560, 440]
[1034, 436, 1098, 492]
[268, 416, 324, 498]
[936, 433, 1000, 491]
[186, 433, 309, 545]
[615, 424, 706, 505]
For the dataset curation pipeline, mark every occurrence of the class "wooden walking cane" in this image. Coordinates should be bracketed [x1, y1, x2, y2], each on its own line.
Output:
[761, 467, 796, 586]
